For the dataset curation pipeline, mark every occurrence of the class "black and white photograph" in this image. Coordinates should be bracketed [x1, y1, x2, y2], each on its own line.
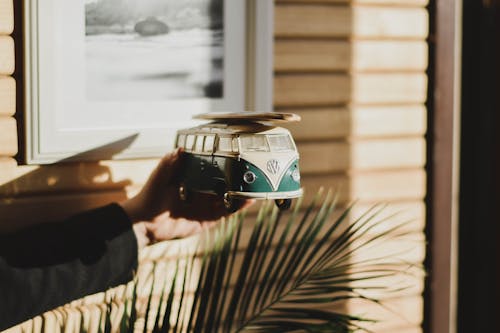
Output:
[85, 0, 224, 101]
[24, 0, 272, 163]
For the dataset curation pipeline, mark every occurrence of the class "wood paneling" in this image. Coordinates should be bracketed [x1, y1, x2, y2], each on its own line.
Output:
[275, 40, 351, 72]
[275, 40, 427, 72]
[0, 116, 17, 156]
[301, 169, 426, 202]
[355, 0, 428, 4]
[286, 108, 352, 138]
[275, 5, 352, 38]
[382, 327, 422, 333]
[0, 76, 15, 116]
[274, 73, 351, 106]
[0, 190, 128, 232]
[349, 169, 426, 201]
[298, 138, 426, 172]
[275, 73, 427, 107]
[352, 40, 428, 71]
[285, 105, 427, 140]
[0, 0, 13, 35]
[275, 5, 428, 38]
[350, 105, 427, 137]
[0, 159, 157, 197]
[0, 168, 426, 232]
[347, 296, 423, 331]
[353, 7, 428, 38]
[0, 36, 14, 75]
[352, 73, 427, 104]
[350, 200, 426, 234]
[276, 0, 428, 5]
[350, 138, 425, 169]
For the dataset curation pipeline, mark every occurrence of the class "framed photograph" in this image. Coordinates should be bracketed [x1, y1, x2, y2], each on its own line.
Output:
[23, 0, 274, 164]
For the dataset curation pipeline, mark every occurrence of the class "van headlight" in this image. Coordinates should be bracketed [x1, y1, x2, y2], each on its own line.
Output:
[291, 169, 300, 182]
[243, 171, 256, 184]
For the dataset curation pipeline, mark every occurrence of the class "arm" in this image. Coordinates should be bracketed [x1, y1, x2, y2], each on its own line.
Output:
[122, 148, 251, 248]
[0, 204, 137, 331]
[0, 149, 249, 330]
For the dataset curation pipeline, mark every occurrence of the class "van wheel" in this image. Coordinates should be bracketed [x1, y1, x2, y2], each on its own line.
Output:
[179, 183, 188, 201]
[223, 193, 240, 213]
[275, 199, 292, 211]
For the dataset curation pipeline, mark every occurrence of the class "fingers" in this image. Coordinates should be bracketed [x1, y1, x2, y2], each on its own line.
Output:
[169, 192, 255, 222]
[134, 148, 185, 220]
[155, 148, 185, 186]
[132, 223, 151, 249]
[148, 212, 207, 241]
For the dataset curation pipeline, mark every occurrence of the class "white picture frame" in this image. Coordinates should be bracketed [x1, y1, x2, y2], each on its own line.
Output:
[23, 0, 274, 164]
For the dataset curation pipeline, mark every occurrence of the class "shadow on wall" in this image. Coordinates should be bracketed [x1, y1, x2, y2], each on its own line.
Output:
[0, 134, 139, 233]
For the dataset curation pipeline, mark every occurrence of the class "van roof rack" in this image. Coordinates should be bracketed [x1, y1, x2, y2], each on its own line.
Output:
[193, 112, 301, 124]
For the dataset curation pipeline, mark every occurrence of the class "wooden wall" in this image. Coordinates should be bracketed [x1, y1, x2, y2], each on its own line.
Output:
[0, 0, 428, 332]
[275, 1, 428, 332]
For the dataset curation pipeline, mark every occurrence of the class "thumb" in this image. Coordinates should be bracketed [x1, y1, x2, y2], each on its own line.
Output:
[150, 148, 184, 187]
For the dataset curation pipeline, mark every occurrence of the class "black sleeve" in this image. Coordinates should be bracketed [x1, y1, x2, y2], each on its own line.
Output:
[0, 203, 138, 331]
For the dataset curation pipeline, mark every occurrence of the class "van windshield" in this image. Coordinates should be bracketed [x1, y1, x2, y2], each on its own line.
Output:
[267, 134, 295, 152]
[240, 135, 269, 152]
[239, 134, 295, 152]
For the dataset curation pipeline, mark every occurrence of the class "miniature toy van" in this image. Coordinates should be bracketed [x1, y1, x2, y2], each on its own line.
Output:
[174, 113, 303, 211]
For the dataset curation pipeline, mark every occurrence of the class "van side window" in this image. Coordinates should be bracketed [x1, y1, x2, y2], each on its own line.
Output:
[232, 138, 239, 153]
[195, 135, 204, 152]
[218, 137, 232, 152]
[176, 134, 186, 148]
[204, 135, 215, 153]
[185, 135, 195, 151]
[240, 135, 269, 152]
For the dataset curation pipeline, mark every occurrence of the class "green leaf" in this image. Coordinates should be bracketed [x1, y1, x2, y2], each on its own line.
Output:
[161, 259, 180, 332]
[126, 279, 138, 333]
[254, 195, 303, 312]
[142, 264, 156, 333]
[111, 188, 420, 333]
[173, 255, 190, 333]
[224, 201, 270, 331]
[152, 270, 169, 333]
[214, 215, 243, 331]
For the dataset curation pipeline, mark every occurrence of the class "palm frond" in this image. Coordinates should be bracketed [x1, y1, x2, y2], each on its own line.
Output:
[95, 189, 420, 333]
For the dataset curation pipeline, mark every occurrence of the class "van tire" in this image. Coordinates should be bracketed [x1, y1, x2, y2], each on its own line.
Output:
[223, 193, 240, 213]
[275, 199, 292, 210]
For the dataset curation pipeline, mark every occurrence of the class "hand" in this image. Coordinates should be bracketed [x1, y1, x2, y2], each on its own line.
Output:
[120, 149, 252, 248]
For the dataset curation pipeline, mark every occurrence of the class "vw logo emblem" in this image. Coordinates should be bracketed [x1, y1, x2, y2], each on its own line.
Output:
[267, 159, 280, 175]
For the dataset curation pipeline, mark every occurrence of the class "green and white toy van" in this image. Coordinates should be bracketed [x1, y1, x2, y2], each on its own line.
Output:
[175, 112, 303, 211]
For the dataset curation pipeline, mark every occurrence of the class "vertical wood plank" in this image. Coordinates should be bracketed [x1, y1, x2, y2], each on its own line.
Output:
[0, 76, 15, 116]
[0, 0, 13, 34]
[0, 36, 14, 74]
[0, 116, 17, 156]
[427, 0, 461, 332]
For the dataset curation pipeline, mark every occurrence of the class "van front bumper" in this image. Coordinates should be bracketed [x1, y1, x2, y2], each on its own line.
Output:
[226, 188, 303, 200]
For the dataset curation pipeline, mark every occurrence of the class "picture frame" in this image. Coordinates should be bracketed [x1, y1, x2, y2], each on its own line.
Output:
[23, 0, 274, 164]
